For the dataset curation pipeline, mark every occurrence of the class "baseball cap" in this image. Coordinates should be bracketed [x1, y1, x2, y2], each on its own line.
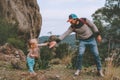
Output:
[67, 14, 78, 22]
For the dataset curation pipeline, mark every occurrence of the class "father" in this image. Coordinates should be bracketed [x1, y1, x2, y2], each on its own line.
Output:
[52, 14, 104, 77]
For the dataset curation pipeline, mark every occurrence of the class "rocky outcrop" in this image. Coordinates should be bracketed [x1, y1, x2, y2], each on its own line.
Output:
[0, 0, 42, 39]
[0, 0, 42, 70]
[0, 43, 26, 69]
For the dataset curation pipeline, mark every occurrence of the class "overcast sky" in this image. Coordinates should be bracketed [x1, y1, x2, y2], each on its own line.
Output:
[37, 0, 105, 37]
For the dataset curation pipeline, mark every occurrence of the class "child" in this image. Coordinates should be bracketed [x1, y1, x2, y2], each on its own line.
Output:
[27, 38, 40, 76]
[26, 36, 57, 76]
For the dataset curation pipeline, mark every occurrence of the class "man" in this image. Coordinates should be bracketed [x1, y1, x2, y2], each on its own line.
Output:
[53, 14, 104, 77]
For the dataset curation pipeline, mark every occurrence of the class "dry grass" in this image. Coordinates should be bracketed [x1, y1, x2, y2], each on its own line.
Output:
[0, 63, 106, 80]
[104, 64, 120, 80]
[0, 50, 120, 80]
[103, 49, 120, 80]
[61, 55, 72, 65]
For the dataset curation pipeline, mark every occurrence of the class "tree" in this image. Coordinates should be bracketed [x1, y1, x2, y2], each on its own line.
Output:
[92, 0, 120, 50]
[91, 0, 120, 66]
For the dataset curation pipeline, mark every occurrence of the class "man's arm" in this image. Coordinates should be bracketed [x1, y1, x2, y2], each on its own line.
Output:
[48, 27, 73, 48]
[58, 27, 73, 40]
[86, 18, 102, 43]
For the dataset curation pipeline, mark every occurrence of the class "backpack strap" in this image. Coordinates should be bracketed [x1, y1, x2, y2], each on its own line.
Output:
[79, 18, 91, 27]
[79, 18, 100, 38]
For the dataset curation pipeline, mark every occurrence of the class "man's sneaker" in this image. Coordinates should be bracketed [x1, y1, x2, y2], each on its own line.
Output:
[98, 70, 104, 77]
[74, 70, 80, 76]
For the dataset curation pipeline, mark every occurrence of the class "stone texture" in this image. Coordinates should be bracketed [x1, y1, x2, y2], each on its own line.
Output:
[0, 0, 42, 39]
[0, 43, 26, 69]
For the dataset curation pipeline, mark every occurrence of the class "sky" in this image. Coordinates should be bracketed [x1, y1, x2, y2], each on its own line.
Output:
[37, 0, 105, 37]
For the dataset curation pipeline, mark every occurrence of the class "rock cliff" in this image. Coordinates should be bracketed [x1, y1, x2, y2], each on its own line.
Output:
[0, 0, 42, 39]
[0, 0, 42, 69]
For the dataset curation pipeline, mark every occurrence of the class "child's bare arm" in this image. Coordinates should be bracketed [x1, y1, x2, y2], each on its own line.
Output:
[38, 42, 49, 47]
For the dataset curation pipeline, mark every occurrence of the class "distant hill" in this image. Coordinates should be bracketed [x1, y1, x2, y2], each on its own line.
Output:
[39, 34, 78, 48]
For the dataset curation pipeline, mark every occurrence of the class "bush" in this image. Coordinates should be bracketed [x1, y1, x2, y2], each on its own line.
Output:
[37, 46, 54, 69]
[0, 18, 26, 53]
[55, 43, 71, 59]
[7, 38, 25, 50]
[0, 19, 18, 45]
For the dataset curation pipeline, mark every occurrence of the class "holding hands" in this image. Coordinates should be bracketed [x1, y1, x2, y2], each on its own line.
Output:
[49, 41, 57, 48]
[39, 35, 59, 48]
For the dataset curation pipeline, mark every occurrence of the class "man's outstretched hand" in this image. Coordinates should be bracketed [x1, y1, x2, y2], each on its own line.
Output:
[49, 41, 57, 48]
[97, 35, 102, 43]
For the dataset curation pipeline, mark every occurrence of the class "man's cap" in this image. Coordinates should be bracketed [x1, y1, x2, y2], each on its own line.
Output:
[67, 14, 78, 22]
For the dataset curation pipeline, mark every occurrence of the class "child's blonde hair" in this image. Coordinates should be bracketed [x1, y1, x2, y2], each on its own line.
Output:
[28, 38, 38, 49]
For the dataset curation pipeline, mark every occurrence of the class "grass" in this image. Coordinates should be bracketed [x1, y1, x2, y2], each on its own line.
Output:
[0, 60, 120, 80]
[0, 49, 120, 80]
[103, 49, 120, 80]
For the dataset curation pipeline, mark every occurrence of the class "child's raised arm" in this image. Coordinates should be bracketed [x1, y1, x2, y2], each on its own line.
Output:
[38, 42, 49, 47]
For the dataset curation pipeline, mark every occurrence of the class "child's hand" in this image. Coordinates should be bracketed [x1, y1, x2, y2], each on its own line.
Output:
[49, 41, 57, 48]
[30, 53, 35, 57]
[30, 53, 39, 58]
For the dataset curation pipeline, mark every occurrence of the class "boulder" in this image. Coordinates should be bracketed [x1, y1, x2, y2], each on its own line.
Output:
[0, 43, 26, 69]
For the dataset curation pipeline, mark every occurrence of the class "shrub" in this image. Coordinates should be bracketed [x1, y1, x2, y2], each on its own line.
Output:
[0, 18, 26, 53]
[0, 18, 18, 45]
[7, 38, 25, 51]
[37, 46, 54, 69]
[55, 43, 71, 59]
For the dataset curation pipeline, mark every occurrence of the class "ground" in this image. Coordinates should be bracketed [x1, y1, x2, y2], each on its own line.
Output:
[0, 64, 106, 80]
